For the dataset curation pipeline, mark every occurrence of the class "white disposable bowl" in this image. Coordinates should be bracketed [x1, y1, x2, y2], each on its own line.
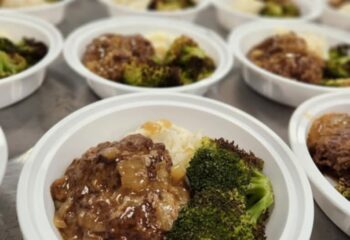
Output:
[212, 0, 323, 30]
[64, 17, 233, 98]
[98, 0, 210, 22]
[0, 127, 7, 186]
[0, 0, 75, 25]
[17, 93, 313, 240]
[289, 91, 350, 235]
[229, 20, 350, 107]
[0, 14, 63, 109]
[321, 0, 350, 31]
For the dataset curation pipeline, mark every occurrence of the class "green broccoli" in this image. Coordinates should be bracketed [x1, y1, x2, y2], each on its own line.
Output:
[16, 38, 48, 65]
[324, 44, 350, 80]
[260, 1, 300, 17]
[321, 78, 350, 87]
[122, 60, 181, 87]
[186, 138, 251, 193]
[0, 37, 17, 53]
[164, 36, 216, 84]
[336, 177, 350, 200]
[167, 188, 256, 240]
[0, 51, 28, 79]
[177, 138, 274, 239]
[148, 0, 195, 11]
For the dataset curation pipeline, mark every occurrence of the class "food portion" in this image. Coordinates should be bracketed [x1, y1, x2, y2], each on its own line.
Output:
[0, 0, 61, 8]
[307, 113, 350, 201]
[0, 36, 48, 79]
[248, 31, 350, 87]
[232, 0, 300, 18]
[82, 33, 216, 88]
[51, 120, 274, 240]
[329, 0, 350, 14]
[114, 0, 196, 11]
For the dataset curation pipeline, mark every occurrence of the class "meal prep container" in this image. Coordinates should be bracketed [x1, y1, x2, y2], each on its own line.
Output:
[289, 91, 350, 236]
[212, 0, 323, 30]
[229, 20, 350, 107]
[321, 0, 350, 31]
[17, 92, 314, 240]
[0, 127, 7, 186]
[0, 0, 75, 25]
[97, 0, 209, 22]
[64, 17, 233, 98]
[0, 14, 63, 109]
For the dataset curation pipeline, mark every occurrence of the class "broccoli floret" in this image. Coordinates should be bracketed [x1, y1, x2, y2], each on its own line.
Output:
[164, 36, 216, 84]
[324, 44, 350, 80]
[148, 0, 195, 11]
[260, 1, 300, 17]
[167, 188, 256, 240]
[16, 38, 48, 65]
[321, 78, 350, 87]
[0, 37, 18, 53]
[186, 139, 251, 193]
[187, 138, 274, 231]
[122, 60, 181, 87]
[0, 51, 28, 79]
[336, 177, 350, 200]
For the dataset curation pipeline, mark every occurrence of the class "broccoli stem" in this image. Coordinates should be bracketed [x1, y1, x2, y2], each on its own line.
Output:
[246, 169, 274, 224]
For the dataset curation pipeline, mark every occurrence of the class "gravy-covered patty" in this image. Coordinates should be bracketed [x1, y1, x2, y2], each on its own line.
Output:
[51, 134, 189, 240]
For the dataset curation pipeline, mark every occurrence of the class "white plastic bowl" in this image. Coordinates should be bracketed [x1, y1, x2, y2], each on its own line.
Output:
[229, 20, 350, 107]
[321, 0, 350, 31]
[0, 0, 75, 25]
[0, 127, 7, 186]
[289, 91, 350, 235]
[0, 14, 63, 109]
[17, 93, 313, 240]
[98, 0, 210, 22]
[64, 17, 233, 98]
[212, 0, 323, 30]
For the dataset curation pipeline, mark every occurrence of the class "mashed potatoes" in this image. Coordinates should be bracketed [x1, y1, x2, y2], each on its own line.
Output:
[133, 120, 202, 180]
[232, 0, 264, 14]
[113, 0, 151, 9]
[145, 32, 177, 60]
[1, 0, 50, 7]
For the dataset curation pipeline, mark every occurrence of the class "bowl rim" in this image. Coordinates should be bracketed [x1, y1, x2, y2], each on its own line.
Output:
[228, 20, 350, 93]
[0, 13, 63, 86]
[212, 0, 324, 21]
[0, 127, 7, 186]
[289, 91, 350, 217]
[97, 0, 210, 16]
[0, 0, 75, 12]
[63, 16, 233, 93]
[17, 92, 314, 240]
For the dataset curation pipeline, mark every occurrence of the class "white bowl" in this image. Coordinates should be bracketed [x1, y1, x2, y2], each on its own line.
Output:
[64, 17, 233, 98]
[212, 0, 323, 30]
[289, 91, 350, 235]
[321, 0, 350, 31]
[0, 14, 63, 109]
[0, 127, 7, 186]
[97, 0, 210, 22]
[0, 0, 75, 25]
[229, 20, 350, 107]
[17, 93, 313, 240]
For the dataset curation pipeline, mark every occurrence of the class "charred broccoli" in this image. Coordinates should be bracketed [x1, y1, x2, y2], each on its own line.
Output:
[324, 44, 350, 81]
[122, 59, 181, 87]
[164, 36, 216, 84]
[0, 37, 47, 79]
[336, 177, 350, 200]
[169, 138, 274, 239]
[260, 1, 300, 17]
[167, 188, 256, 240]
[148, 0, 196, 11]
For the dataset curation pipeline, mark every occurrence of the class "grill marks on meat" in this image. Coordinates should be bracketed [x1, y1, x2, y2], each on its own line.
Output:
[82, 34, 155, 81]
[51, 134, 189, 240]
[307, 113, 350, 178]
[248, 32, 325, 84]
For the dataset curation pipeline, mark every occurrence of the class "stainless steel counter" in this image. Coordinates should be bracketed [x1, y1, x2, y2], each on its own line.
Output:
[0, 1, 348, 239]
